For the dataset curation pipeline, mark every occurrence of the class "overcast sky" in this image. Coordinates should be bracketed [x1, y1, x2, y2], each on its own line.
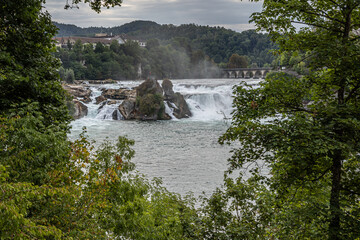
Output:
[44, 0, 263, 32]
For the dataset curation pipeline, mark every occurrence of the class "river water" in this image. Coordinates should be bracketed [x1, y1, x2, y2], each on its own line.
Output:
[69, 78, 260, 197]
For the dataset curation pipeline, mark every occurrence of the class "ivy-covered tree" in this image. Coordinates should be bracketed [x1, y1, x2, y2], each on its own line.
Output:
[219, 1, 360, 239]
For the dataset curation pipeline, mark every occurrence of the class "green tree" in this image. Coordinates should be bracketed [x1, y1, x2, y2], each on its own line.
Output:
[70, 0, 122, 13]
[94, 42, 106, 53]
[1, 1, 202, 239]
[72, 39, 83, 60]
[227, 53, 248, 68]
[146, 38, 160, 50]
[59, 66, 66, 81]
[65, 68, 75, 83]
[220, 1, 360, 239]
[0, 0, 71, 131]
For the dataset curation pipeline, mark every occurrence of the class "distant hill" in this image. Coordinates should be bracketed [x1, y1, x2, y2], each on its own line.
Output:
[54, 20, 276, 65]
[54, 20, 160, 37]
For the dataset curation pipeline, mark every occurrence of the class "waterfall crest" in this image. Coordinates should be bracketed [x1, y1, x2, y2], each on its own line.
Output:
[74, 79, 256, 122]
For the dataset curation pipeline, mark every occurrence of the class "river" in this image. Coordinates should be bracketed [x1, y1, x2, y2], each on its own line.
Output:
[68, 78, 261, 197]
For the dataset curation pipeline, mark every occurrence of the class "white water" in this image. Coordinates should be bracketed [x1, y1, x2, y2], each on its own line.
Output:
[69, 78, 261, 197]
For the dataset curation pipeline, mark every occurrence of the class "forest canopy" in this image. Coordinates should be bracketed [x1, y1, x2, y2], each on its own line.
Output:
[54, 21, 276, 80]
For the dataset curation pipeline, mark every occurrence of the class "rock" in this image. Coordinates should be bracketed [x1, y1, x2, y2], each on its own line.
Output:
[166, 92, 192, 119]
[162, 79, 192, 119]
[134, 79, 167, 120]
[162, 113, 172, 120]
[136, 79, 163, 97]
[118, 100, 137, 120]
[95, 95, 106, 104]
[112, 109, 123, 120]
[63, 84, 91, 99]
[162, 79, 175, 100]
[96, 79, 191, 121]
[97, 100, 118, 112]
[77, 79, 117, 84]
[72, 99, 88, 119]
[102, 88, 133, 100]
[82, 96, 92, 103]
[126, 89, 137, 100]
[98, 101, 106, 111]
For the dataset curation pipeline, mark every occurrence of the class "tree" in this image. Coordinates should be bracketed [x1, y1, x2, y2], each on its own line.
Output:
[146, 38, 160, 50]
[68, 0, 122, 13]
[1, 1, 202, 238]
[65, 68, 75, 83]
[220, 1, 360, 239]
[227, 53, 248, 68]
[0, 0, 71, 131]
[94, 42, 105, 53]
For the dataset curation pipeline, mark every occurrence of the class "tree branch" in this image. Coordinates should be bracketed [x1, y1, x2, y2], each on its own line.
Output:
[311, 167, 331, 182]
[290, 21, 344, 34]
[345, 80, 360, 103]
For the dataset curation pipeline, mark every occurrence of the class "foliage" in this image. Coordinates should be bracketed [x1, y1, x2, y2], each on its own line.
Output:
[65, 68, 75, 83]
[1, 1, 203, 239]
[69, 0, 122, 13]
[55, 39, 220, 80]
[1, 116, 200, 239]
[0, 0, 71, 131]
[227, 53, 249, 68]
[218, 1, 360, 239]
[55, 21, 277, 69]
[271, 50, 309, 75]
[54, 20, 159, 37]
[137, 93, 165, 119]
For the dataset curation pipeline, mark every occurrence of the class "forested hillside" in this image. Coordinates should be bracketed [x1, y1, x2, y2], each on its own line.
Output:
[54, 20, 160, 37]
[54, 20, 276, 80]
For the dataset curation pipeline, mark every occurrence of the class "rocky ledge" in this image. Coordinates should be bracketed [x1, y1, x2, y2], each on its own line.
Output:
[63, 84, 91, 120]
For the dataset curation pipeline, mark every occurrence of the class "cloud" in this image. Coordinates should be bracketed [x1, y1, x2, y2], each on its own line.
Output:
[44, 0, 263, 31]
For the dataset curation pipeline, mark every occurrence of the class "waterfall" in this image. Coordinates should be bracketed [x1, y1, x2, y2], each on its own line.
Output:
[76, 79, 254, 122]
[173, 84, 234, 121]
[164, 101, 177, 120]
[96, 102, 124, 120]
[85, 86, 125, 120]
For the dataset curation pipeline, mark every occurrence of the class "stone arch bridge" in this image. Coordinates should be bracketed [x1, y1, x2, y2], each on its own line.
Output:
[222, 67, 272, 79]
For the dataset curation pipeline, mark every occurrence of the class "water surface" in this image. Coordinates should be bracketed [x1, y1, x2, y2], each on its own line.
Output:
[69, 78, 260, 196]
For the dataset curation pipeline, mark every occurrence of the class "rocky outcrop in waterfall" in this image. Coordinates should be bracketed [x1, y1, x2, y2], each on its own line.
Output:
[132, 79, 169, 120]
[102, 88, 136, 100]
[63, 84, 90, 119]
[92, 79, 191, 121]
[71, 99, 88, 119]
[63, 84, 91, 102]
[162, 79, 192, 119]
[95, 95, 106, 104]
[136, 79, 163, 96]
[118, 100, 137, 120]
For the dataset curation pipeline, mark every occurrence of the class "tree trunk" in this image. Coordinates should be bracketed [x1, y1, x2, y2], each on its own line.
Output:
[329, 152, 342, 240]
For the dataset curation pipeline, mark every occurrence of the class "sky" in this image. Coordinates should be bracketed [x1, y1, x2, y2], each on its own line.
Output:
[45, 0, 264, 32]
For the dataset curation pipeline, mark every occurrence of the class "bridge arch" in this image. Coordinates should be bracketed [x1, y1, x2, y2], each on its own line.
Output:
[222, 67, 272, 79]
